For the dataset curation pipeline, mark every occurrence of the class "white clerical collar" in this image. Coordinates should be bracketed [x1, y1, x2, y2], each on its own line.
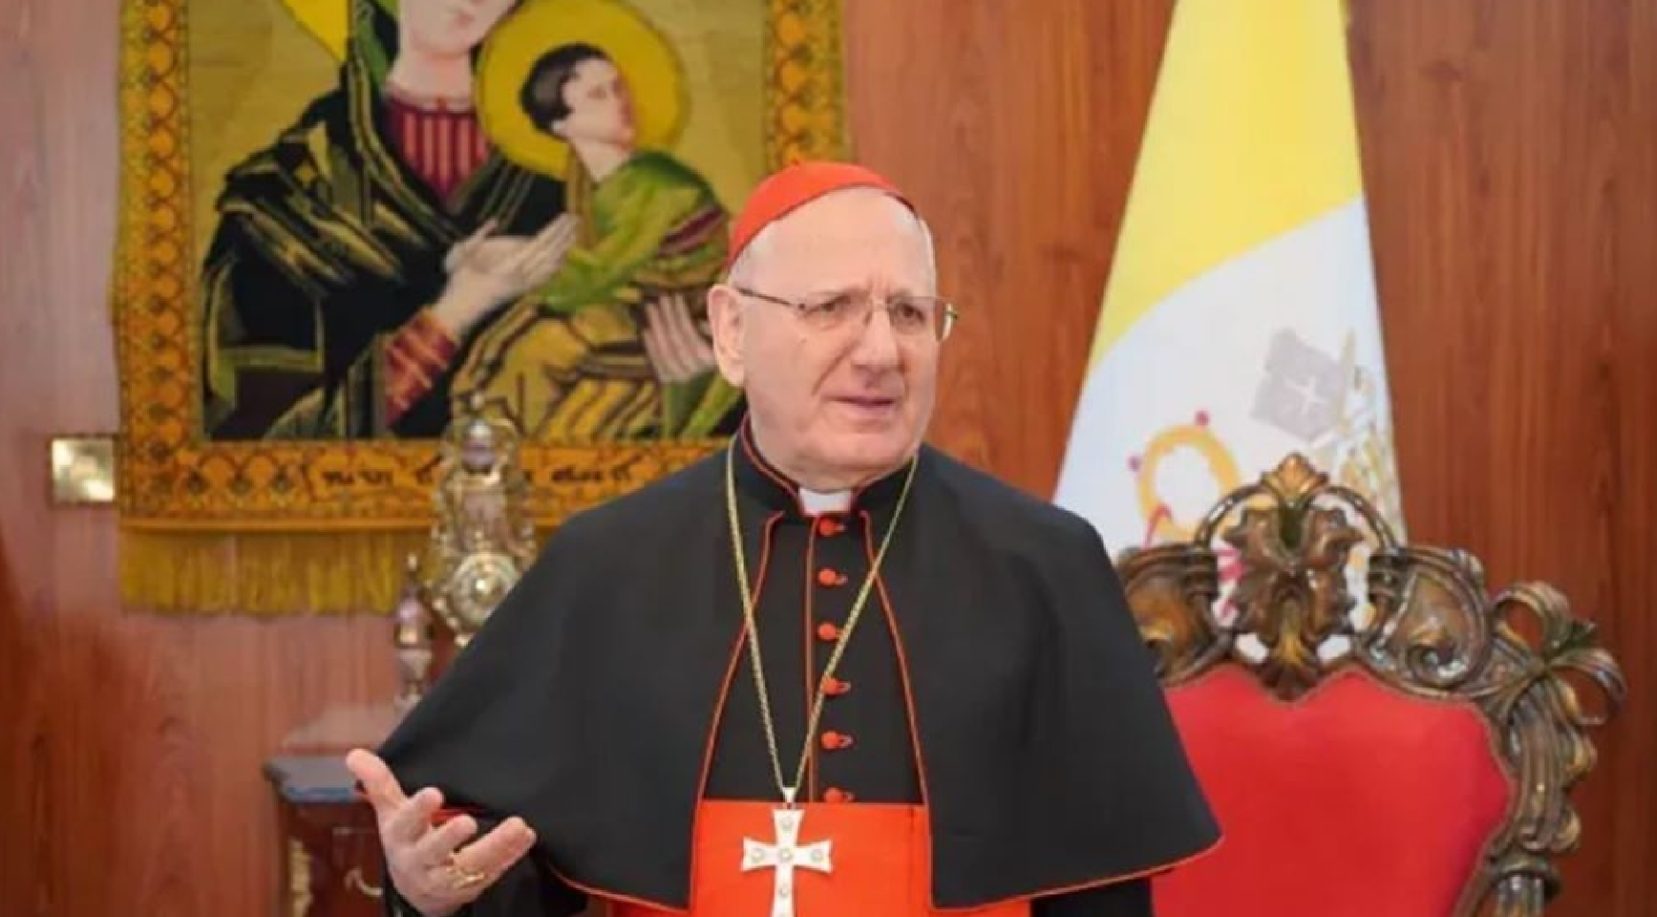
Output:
[797, 486, 853, 515]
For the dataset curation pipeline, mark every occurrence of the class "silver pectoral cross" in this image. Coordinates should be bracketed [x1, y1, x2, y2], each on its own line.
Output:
[741, 802, 833, 917]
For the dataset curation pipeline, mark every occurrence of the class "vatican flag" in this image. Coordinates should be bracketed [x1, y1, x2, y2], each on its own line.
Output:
[1055, 0, 1405, 553]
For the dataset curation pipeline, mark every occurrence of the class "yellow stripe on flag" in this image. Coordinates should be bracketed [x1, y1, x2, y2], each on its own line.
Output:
[1090, 0, 1363, 369]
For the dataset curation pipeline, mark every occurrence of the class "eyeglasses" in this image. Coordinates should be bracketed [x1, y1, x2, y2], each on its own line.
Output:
[732, 285, 959, 342]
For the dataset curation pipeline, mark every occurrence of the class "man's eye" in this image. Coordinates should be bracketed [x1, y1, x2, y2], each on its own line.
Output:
[890, 300, 929, 328]
[805, 295, 855, 318]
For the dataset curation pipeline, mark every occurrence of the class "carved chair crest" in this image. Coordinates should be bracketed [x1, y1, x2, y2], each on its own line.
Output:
[1119, 454, 1625, 914]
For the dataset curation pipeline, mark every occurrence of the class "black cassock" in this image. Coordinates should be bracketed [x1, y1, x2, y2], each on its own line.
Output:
[380, 428, 1218, 915]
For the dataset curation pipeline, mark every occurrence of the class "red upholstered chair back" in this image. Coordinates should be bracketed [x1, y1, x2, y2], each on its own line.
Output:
[1118, 456, 1624, 917]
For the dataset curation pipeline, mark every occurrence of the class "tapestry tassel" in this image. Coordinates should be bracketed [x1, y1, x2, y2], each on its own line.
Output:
[118, 529, 428, 614]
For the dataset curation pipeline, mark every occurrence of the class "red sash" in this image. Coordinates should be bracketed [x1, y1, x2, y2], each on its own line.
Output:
[598, 800, 1029, 917]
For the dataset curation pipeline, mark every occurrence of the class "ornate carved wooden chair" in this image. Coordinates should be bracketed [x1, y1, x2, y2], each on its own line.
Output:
[1120, 456, 1625, 916]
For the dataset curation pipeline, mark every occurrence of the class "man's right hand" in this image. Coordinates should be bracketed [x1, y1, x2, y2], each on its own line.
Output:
[346, 748, 538, 917]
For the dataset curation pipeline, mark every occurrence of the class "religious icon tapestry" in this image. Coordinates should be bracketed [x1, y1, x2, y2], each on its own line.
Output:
[113, 0, 846, 612]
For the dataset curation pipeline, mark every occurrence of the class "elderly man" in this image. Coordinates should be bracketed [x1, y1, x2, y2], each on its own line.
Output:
[348, 162, 1218, 917]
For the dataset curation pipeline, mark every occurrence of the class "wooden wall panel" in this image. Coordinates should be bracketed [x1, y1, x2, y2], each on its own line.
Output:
[1607, 4, 1657, 910]
[844, 0, 1174, 492]
[0, 0, 402, 912]
[1, 0, 1652, 915]
[1346, 1, 1656, 910]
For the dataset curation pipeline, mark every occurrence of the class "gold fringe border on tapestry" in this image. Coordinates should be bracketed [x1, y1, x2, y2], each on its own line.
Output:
[119, 528, 431, 615]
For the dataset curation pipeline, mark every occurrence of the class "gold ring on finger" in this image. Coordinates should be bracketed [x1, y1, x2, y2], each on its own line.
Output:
[446, 852, 488, 890]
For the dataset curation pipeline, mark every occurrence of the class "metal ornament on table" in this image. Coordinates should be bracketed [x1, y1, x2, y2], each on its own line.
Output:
[416, 395, 538, 648]
[391, 554, 434, 715]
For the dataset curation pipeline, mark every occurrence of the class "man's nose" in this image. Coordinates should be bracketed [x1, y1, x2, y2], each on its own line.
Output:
[847, 305, 901, 371]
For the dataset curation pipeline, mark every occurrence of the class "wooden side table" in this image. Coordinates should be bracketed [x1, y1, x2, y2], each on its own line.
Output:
[265, 755, 386, 917]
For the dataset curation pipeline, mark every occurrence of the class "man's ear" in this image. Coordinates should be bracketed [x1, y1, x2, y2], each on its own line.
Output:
[549, 118, 569, 139]
[706, 284, 746, 388]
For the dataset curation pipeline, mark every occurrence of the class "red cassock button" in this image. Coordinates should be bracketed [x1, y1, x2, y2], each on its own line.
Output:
[820, 731, 854, 750]
[822, 676, 851, 697]
[823, 787, 856, 804]
[816, 567, 848, 587]
[816, 621, 841, 642]
[816, 517, 845, 538]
